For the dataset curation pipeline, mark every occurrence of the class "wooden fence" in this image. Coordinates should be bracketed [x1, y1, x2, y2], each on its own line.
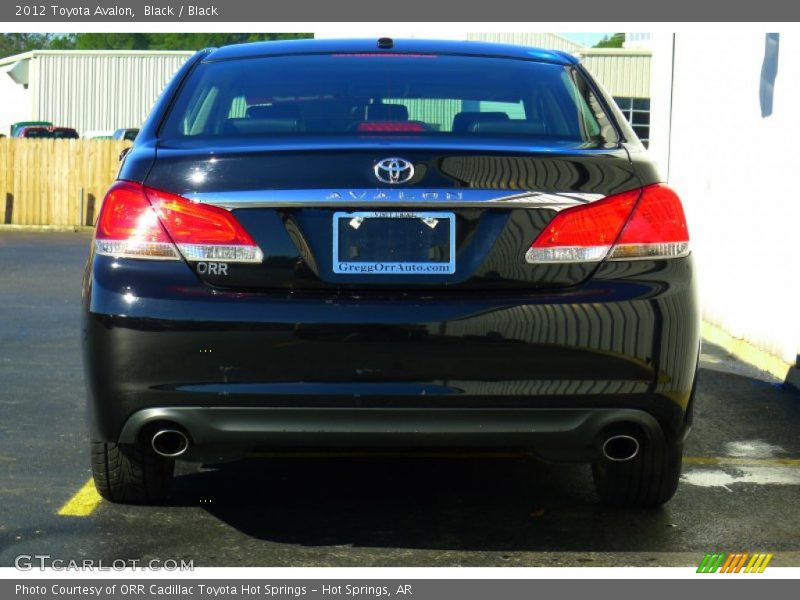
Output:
[0, 138, 130, 227]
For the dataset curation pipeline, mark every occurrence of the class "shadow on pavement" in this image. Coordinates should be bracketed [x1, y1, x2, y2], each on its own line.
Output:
[168, 452, 676, 553]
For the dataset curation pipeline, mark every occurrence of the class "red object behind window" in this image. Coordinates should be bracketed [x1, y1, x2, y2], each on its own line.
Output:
[356, 121, 425, 132]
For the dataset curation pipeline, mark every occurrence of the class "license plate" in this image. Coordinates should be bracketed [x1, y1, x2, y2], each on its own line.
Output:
[333, 211, 456, 275]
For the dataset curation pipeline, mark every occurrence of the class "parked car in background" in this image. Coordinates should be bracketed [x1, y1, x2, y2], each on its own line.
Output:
[15, 126, 79, 139]
[84, 38, 699, 509]
[10, 121, 52, 137]
[83, 130, 115, 140]
[113, 128, 140, 141]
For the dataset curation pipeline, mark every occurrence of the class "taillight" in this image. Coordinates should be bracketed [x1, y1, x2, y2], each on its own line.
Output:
[526, 184, 689, 263]
[144, 187, 263, 263]
[95, 182, 263, 263]
[95, 181, 179, 260]
[606, 184, 690, 260]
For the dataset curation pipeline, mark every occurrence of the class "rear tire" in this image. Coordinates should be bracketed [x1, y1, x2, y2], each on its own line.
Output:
[91, 440, 174, 504]
[592, 438, 683, 508]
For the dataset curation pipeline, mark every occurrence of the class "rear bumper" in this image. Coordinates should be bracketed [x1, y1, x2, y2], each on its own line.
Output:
[82, 253, 700, 455]
[119, 406, 665, 463]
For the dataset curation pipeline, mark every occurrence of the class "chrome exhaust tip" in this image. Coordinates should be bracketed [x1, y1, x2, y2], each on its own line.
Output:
[151, 429, 190, 458]
[601, 434, 640, 462]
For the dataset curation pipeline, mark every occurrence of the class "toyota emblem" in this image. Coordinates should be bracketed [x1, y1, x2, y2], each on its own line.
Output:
[373, 157, 415, 185]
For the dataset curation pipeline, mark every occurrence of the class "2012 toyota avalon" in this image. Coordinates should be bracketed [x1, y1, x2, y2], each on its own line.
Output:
[82, 38, 699, 507]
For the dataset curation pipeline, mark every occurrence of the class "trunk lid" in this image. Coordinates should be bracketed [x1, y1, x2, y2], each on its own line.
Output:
[145, 140, 638, 291]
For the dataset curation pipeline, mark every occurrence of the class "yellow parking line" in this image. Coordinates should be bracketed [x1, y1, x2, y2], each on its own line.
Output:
[685, 456, 800, 467]
[57, 478, 102, 517]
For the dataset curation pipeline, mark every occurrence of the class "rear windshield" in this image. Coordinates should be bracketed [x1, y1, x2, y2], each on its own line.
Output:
[161, 53, 618, 144]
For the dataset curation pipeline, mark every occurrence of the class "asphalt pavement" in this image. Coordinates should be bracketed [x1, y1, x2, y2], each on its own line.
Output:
[1, 231, 799, 568]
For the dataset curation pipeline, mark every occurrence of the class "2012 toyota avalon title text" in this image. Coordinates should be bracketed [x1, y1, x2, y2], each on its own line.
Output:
[13, 4, 220, 18]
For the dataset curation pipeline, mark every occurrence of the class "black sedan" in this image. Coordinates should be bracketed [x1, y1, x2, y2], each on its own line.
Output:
[82, 38, 699, 508]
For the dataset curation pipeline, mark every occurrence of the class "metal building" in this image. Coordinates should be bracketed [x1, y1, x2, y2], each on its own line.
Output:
[0, 50, 192, 136]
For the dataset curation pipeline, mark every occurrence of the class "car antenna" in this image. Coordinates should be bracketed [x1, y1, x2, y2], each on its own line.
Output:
[377, 37, 394, 49]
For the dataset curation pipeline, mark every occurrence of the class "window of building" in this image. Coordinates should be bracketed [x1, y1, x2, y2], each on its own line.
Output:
[613, 97, 650, 147]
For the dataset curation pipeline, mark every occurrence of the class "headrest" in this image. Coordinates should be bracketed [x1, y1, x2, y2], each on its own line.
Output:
[246, 103, 301, 119]
[467, 120, 547, 135]
[452, 111, 509, 133]
[222, 118, 300, 135]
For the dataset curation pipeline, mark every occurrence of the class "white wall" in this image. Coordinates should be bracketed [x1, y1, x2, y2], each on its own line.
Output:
[0, 64, 33, 135]
[666, 33, 799, 365]
[646, 33, 674, 176]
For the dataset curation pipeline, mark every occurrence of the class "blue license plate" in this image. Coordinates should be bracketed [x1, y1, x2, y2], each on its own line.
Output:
[333, 211, 456, 275]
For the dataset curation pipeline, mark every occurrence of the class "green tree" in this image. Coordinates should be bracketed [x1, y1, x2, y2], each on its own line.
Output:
[73, 33, 151, 50]
[594, 33, 626, 48]
[47, 34, 78, 50]
[144, 33, 311, 50]
[0, 33, 57, 57]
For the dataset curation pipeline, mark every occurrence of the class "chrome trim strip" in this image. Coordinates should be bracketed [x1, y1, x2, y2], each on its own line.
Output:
[184, 189, 605, 211]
